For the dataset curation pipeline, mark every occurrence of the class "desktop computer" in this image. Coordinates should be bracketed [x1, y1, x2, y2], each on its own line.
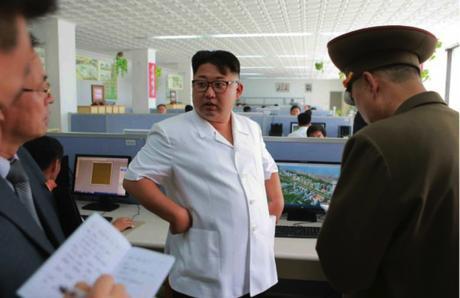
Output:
[73, 154, 131, 212]
[276, 161, 341, 238]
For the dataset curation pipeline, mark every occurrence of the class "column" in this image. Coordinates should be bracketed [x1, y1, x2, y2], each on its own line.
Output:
[129, 49, 156, 113]
[31, 17, 77, 132]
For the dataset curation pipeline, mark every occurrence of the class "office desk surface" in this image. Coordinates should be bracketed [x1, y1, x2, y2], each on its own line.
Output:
[77, 201, 325, 280]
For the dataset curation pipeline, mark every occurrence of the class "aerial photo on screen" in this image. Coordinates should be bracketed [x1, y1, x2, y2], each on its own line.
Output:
[278, 163, 340, 209]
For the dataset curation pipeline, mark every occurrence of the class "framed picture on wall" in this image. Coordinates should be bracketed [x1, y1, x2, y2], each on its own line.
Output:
[276, 82, 290, 92]
[305, 83, 312, 92]
[91, 84, 105, 105]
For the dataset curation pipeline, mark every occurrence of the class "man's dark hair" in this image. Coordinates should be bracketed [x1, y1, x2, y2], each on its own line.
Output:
[192, 50, 240, 76]
[185, 104, 193, 112]
[23, 136, 64, 171]
[243, 106, 252, 112]
[0, 0, 57, 51]
[297, 110, 312, 127]
[307, 125, 327, 137]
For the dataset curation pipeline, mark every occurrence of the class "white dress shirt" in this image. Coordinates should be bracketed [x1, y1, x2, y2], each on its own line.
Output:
[287, 126, 309, 138]
[125, 111, 278, 298]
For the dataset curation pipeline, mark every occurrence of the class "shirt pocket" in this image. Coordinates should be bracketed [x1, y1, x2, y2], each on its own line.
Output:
[171, 228, 221, 282]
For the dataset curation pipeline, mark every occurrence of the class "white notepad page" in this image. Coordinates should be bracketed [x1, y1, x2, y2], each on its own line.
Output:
[18, 213, 174, 298]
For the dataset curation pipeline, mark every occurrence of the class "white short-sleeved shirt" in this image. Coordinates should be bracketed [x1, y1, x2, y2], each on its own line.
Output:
[287, 126, 308, 138]
[126, 111, 278, 298]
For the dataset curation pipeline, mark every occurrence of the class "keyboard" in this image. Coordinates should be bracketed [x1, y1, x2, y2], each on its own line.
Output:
[81, 214, 113, 222]
[275, 225, 321, 239]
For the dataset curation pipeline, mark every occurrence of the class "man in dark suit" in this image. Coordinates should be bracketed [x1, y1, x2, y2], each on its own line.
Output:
[316, 26, 459, 298]
[0, 42, 66, 297]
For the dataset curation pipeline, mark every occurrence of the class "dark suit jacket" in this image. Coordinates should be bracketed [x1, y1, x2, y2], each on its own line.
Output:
[0, 148, 65, 297]
[317, 92, 459, 298]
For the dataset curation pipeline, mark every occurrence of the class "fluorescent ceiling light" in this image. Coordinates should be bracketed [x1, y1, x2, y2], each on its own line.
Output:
[241, 66, 274, 69]
[212, 32, 311, 38]
[241, 73, 263, 76]
[277, 54, 308, 58]
[152, 32, 311, 40]
[152, 35, 203, 39]
[284, 66, 307, 69]
[236, 55, 265, 58]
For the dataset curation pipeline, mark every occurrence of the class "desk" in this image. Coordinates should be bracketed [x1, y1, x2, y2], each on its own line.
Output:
[77, 201, 326, 281]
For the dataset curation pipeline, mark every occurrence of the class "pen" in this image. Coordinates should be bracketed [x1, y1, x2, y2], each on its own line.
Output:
[59, 285, 87, 298]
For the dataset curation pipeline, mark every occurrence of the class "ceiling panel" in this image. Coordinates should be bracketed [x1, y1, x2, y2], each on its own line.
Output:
[54, 0, 459, 79]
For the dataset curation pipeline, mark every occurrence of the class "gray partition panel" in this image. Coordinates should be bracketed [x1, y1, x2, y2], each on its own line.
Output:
[70, 114, 107, 132]
[264, 137, 346, 163]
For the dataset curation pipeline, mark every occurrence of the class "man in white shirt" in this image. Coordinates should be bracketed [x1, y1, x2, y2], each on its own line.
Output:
[287, 110, 312, 138]
[124, 50, 284, 298]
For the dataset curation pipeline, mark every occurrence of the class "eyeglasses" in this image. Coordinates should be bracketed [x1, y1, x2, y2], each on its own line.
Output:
[192, 80, 239, 93]
[22, 87, 51, 96]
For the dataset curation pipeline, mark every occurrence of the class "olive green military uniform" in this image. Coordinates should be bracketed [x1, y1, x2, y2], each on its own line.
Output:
[317, 25, 459, 298]
[317, 91, 458, 297]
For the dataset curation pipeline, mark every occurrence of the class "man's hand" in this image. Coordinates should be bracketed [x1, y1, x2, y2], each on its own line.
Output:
[170, 206, 192, 234]
[64, 274, 129, 298]
[112, 217, 135, 232]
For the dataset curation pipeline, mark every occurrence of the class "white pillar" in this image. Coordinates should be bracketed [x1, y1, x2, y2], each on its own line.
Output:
[177, 60, 193, 105]
[129, 49, 156, 113]
[31, 17, 77, 132]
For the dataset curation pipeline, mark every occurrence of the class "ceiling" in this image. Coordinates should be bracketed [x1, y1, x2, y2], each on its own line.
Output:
[54, 0, 460, 79]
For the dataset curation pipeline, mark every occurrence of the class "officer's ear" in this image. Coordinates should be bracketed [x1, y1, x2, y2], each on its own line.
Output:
[362, 71, 380, 99]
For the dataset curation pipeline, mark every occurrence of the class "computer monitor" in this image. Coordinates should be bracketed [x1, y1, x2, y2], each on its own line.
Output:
[73, 154, 131, 211]
[290, 122, 299, 133]
[311, 122, 326, 130]
[277, 161, 341, 222]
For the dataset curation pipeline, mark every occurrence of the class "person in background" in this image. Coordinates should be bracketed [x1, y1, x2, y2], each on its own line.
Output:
[243, 105, 252, 112]
[124, 50, 283, 298]
[23, 136, 135, 232]
[157, 103, 167, 114]
[290, 105, 301, 116]
[316, 25, 458, 298]
[287, 110, 312, 138]
[307, 124, 326, 138]
[184, 104, 193, 112]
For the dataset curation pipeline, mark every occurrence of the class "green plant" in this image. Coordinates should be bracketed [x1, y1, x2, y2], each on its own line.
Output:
[156, 66, 162, 87]
[315, 61, 324, 72]
[421, 69, 430, 81]
[114, 52, 128, 77]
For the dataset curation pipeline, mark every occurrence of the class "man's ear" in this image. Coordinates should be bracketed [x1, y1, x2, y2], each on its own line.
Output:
[236, 81, 244, 99]
[362, 71, 379, 98]
[49, 159, 61, 179]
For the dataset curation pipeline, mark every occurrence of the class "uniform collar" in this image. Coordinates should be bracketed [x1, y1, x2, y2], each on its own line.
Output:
[394, 91, 446, 115]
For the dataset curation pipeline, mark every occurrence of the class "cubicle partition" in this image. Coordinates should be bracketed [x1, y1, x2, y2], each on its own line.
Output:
[70, 114, 176, 134]
[49, 132, 345, 167]
[47, 132, 346, 204]
[70, 113, 352, 137]
[264, 137, 346, 163]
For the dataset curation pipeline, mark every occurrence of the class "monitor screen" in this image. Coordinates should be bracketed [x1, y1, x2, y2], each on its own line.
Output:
[311, 122, 326, 129]
[290, 122, 299, 133]
[277, 161, 341, 212]
[73, 154, 130, 197]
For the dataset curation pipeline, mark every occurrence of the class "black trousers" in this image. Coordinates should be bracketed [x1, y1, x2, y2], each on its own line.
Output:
[172, 289, 256, 298]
